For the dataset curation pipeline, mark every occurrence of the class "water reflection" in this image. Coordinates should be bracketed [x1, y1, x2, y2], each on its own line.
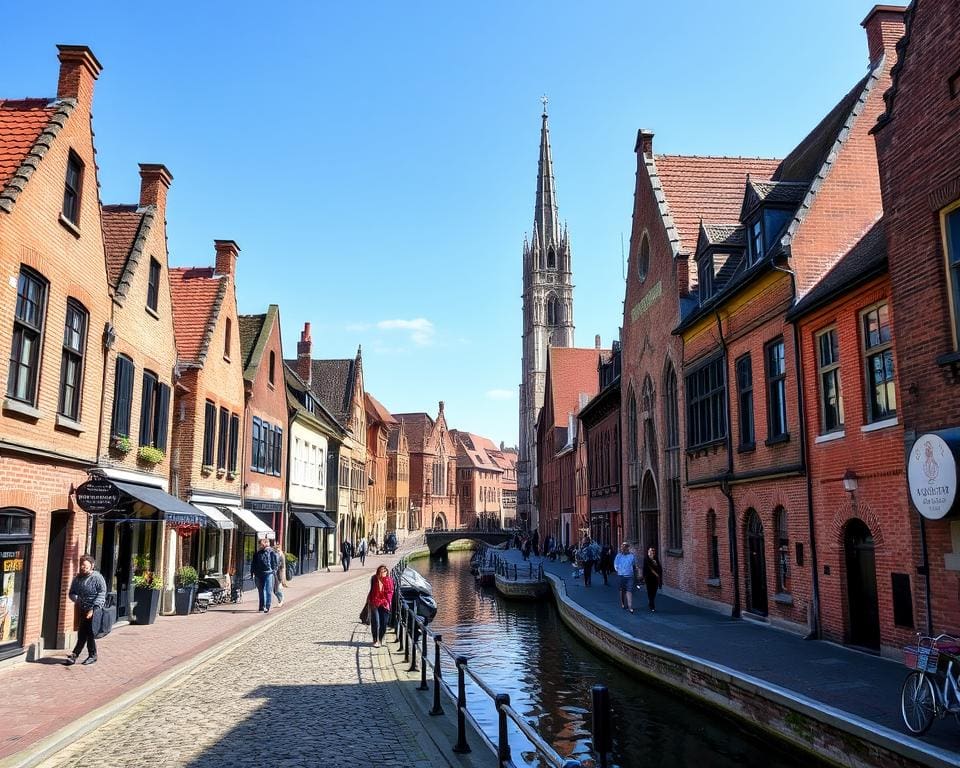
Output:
[421, 550, 828, 768]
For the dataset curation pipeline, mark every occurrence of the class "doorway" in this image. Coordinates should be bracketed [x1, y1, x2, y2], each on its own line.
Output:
[844, 519, 881, 651]
[42, 511, 70, 647]
[639, 472, 659, 553]
[745, 510, 768, 615]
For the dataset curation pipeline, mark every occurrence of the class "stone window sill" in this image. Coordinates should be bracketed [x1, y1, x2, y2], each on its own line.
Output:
[201, 464, 214, 475]
[666, 548, 683, 558]
[55, 414, 85, 433]
[3, 398, 41, 421]
[706, 577, 721, 588]
[862, 417, 898, 433]
[814, 430, 845, 445]
[774, 592, 794, 606]
[58, 213, 81, 238]
[765, 433, 790, 447]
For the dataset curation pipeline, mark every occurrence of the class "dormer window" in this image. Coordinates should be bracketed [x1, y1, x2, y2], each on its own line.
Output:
[698, 254, 715, 299]
[698, 251, 738, 302]
[748, 218, 763, 264]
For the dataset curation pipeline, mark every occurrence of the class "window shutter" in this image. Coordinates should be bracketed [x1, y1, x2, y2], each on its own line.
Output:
[112, 357, 134, 438]
[140, 373, 157, 446]
[228, 413, 239, 472]
[203, 401, 216, 465]
[252, 418, 261, 471]
[274, 427, 283, 476]
[265, 424, 274, 475]
[155, 384, 170, 453]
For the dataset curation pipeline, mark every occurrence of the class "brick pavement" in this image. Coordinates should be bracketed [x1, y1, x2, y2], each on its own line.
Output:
[0, 556, 392, 764]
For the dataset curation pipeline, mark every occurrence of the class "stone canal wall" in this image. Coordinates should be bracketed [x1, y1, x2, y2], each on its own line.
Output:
[544, 573, 960, 768]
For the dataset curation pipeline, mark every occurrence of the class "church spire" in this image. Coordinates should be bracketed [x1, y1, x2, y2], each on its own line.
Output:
[534, 97, 560, 250]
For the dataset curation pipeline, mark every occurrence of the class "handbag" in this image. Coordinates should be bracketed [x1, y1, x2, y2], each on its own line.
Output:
[359, 603, 370, 625]
[93, 606, 114, 638]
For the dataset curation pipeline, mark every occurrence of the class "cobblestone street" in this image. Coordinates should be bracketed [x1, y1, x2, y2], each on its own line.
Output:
[33, 578, 448, 768]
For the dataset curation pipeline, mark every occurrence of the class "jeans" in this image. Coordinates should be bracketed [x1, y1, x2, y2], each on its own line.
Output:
[342, 556, 351, 572]
[273, 577, 284, 603]
[646, 581, 658, 610]
[255, 572, 275, 611]
[73, 611, 97, 657]
[359, 551, 366, 566]
[583, 561, 594, 586]
[370, 605, 390, 643]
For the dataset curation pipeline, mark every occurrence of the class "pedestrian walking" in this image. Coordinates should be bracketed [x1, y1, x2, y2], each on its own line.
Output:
[367, 565, 395, 648]
[273, 543, 288, 608]
[642, 546, 663, 612]
[578, 536, 600, 586]
[357, 538, 367, 566]
[521, 536, 531, 561]
[598, 544, 614, 586]
[369, 535, 378, 555]
[614, 542, 638, 614]
[341, 539, 353, 572]
[532, 529, 540, 557]
[66, 554, 106, 665]
[251, 538, 279, 613]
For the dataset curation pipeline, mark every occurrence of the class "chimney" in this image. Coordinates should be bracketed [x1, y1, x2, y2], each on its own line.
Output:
[438, 400, 445, 415]
[297, 323, 312, 386]
[861, 5, 906, 67]
[56, 45, 102, 103]
[635, 129, 654, 158]
[138, 163, 173, 213]
[213, 240, 240, 277]
[595, 334, 601, 350]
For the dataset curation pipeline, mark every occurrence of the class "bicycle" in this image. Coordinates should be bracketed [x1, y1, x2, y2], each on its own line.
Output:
[900, 632, 960, 735]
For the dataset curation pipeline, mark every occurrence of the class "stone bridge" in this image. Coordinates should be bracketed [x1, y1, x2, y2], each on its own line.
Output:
[423, 528, 513, 555]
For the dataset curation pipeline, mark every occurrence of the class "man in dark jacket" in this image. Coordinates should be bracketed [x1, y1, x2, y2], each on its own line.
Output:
[340, 539, 353, 572]
[250, 538, 279, 613]
[66, 554, 106, 665]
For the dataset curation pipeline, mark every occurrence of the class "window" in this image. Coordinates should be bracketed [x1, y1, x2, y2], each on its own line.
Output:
[62, 152, 83, 225]
[685, 357, 726, 448]
[707, 510, 720, 579]
[774, 507, 789, 593]
[258, 421, 268, 473]
[765, 339, 787, 441]
[139, 371, 157, 446]
[202, 400, 216, 466]
[58, 300, 87, 420]
[665, 364, 682, 550]
[637, 233, 650, 283]
[269, 351, 276, 386]
[748, 218, 763, 264]
[862, 303, 896, 422]
[7, 268, 47, 404]
[273, 427, 283, 477]
[764, 208, 793, 249]
[217, 407, 229, 470]
[698, 254, 715, 300]
[547, 247, 556, 269]
[735, 355, 754, 449]
[147, 258, 161, 312]
[228, 413, 239, 473]
[251, 418, 262, 471]
[945, 205, 960, 346]
[224, 318, 232, 360]
[110, 355, 135, 438]
[816, 328, 843, 433]
[547, 296, 558, 326]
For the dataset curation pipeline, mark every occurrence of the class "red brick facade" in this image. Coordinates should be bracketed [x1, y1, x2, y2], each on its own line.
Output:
[395, 404, 458, 529]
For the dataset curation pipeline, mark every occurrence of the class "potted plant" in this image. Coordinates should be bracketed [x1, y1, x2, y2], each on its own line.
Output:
[174, 566, 199, 615]
[285, 551, 298, 581]
[137, 445, 164, 464]
[111, 434, 132, 454]
[132, 571, 163, 625]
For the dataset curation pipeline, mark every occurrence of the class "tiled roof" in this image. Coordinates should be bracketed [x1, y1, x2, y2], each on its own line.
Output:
[392, 412, 433, 453]
[365, 392, 397, 425]
[310, 359, 355, 425]
[788, 221, 887, 319]
[740, 179, 809, 219]
[283, 364, 346, 438]
[169, 267, 226, 364]
[0, 98, 75, 214]
[654, 155, 781, 259]
[547, 347, 607, 428]
[700, 223, 745, 248]
[102, 204, 150, 291]
[238, 313, 267, 375]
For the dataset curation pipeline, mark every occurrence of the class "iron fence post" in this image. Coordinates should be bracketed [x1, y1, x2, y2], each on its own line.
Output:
[418, 620, 429, 690]
[408, 613, 419, 673]
[430, 634, 444, 716]
[396, 602, 405, 651]
[495, 693, 511, 764]
[453, 656, 471, 753]
[591, 684, 611, 768]
[404, 605, 412, 663]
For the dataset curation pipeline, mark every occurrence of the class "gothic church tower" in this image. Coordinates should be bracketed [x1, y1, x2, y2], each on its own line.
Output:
[517, 103, 575, 531]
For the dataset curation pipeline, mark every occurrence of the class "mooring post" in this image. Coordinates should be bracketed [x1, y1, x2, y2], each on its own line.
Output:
[418, 621, 429, 691]
[496, 693, 511, 764]
[453, 656, 471, 753]
[430, 634, 444, 716]
[591, 684, 611, 768]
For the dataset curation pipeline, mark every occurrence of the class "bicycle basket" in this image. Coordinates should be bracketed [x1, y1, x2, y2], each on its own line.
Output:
[903, 644, 940, 673]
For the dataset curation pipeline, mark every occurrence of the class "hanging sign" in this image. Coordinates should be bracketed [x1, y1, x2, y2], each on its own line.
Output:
[908, 432, 958, 520]
[75, 479, 121, 514]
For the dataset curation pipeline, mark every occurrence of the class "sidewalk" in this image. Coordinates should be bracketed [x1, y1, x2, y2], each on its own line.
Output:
[529, 552, 960, 756]
[0, 555, 392, 763]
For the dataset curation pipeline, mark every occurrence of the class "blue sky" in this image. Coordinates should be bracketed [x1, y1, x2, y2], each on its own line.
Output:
[7, 1, 874, 447]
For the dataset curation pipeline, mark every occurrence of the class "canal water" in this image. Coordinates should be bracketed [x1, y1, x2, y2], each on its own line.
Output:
[419, 550, 828, 768]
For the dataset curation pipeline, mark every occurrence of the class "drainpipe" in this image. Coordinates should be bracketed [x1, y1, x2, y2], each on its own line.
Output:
[919, 514, 934, 636]
[714, 310, 741, 619]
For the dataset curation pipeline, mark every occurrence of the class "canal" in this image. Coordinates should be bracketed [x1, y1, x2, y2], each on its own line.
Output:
[417, 549, 830, 768]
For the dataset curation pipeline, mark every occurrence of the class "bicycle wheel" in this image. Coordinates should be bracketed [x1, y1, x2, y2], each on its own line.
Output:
[901, 671, 937, 735]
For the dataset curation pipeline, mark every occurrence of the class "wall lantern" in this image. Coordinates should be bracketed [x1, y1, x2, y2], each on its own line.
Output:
[842, 469, 859, 494]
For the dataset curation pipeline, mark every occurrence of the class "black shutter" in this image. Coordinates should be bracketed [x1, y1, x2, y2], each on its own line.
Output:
[251, 418, 260, 471]
[217, 407, 228, 469]
[139, 373, 157, 446]
[228, 413, 239, 472]
[203, 401, 216, 465]
[155, 384, 170, 453]
[274, 427, 282, 477]
[112, 356, 134, 438]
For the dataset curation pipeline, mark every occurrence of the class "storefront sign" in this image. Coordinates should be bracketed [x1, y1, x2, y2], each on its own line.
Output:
[75, 479, 121, 514]
[908, 433, 958, 520]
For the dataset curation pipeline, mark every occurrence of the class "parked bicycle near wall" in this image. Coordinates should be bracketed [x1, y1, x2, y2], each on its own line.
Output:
[900, 632, 960, 735]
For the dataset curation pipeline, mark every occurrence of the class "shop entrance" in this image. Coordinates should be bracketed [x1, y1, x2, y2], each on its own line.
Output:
[844, 519, 880, 651]
[42, 510, 70, 647]
[0, 508, 33, 657]
[745, 510, 768, 616]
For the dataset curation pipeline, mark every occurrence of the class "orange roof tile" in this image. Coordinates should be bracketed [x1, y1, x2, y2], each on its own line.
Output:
[101, 205, 145, 288]
[0, 99, 57, 191]
[365, 392, 397, 425]
[548, 347, 608, 428]
[169, 267, 224, 363]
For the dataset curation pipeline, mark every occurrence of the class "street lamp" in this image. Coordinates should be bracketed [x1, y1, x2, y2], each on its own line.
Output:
[842, 469, 859, 494]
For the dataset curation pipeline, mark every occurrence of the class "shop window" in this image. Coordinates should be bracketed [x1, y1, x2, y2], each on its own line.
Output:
[775, 507, 789, 594]
[7, 267, 48, 405]
[765, 338, 787, 442]
[816, 327, 844, 433]
[861, 303, 896, 422]
[146, 258, 161, 313]
[202, 400, 216, 467]
[62, 151, 83, 225]
[58, 299, 88, 420]
[110, 355, 135, 439]
[0, 508, 33, 650]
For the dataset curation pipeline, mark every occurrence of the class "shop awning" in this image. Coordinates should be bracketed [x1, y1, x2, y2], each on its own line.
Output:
[292, 510, 330, 529]
[314, 511, 336, 529]
[192, 504, 236, 530]
[112, 481, 208, 527]
[226, 506, 275, 538]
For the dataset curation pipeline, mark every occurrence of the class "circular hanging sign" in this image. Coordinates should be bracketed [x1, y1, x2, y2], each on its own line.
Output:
[908, 433, 958, 520]
[75, 479, 121, 514]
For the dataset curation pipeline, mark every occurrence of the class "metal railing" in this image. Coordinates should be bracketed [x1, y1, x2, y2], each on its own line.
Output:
[388, 559, 612, 767]
[491, 552, 544, 582]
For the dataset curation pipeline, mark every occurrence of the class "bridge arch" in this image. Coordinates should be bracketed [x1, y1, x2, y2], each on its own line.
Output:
[424, 528, 513, 555]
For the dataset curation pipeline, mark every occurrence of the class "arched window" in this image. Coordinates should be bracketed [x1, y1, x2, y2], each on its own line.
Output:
[664, 363, 681, 550]
[269, 351, 276, 386]
[547, 296, 559, 326]
[548, 247, 556, 269]
[637, 233, 650, 283]
[707, 510, 719, 579]
[774, 507, 789, 594]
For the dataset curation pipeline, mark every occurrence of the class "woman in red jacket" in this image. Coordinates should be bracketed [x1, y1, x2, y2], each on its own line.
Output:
[368, 565, 395, 647]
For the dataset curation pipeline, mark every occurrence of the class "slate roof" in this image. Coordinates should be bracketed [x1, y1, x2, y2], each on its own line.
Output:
[238, 312, 269, 380]
[0, 98, 75, 214]
[283, 363, 346, 438]
[699, 223, 745, 249]
[740, 179, 809, 219]
[547, 347, 608, 429]
[306, 359, 355, 425]
[787, 221, 887, 319]
[391, 412, 433, 453]
[169, 267, 227, 364]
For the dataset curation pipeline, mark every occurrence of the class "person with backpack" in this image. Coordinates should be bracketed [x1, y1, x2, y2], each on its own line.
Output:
[251, 538, 280, 613]
[341, 538, 353, 572]
[66, 554, 106, 666]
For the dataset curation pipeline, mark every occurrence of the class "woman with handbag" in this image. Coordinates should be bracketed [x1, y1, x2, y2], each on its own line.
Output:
[367, 565, 394, 648]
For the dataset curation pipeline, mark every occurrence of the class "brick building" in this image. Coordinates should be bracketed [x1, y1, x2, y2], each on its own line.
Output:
[493, 447, 518, 529]
[452, 431, 505, 530]
[536, 346, 606, 547]
[386, 420, 411, 539]
[365, 392, 397, 546]
[394, 403, 458, 530]
[673, 8, 901, 631]
[873, 0, 960, 637]
[0, 46, 112, 657]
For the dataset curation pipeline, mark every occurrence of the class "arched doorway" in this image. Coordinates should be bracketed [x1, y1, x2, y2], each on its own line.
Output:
[639, 472, 659, 553]
[844, 519, 880, 651]
[433, 512, 447, 530]
[745, 510, 768, 615]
